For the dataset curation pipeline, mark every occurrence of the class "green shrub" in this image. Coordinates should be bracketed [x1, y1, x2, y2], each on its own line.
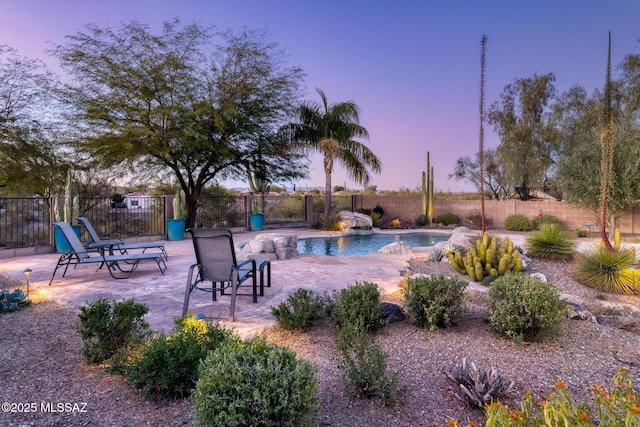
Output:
[435, 212, 460, 226]
[573, 244, 638, 294]
[271, 288, 325, 331]
[404, 274, 467, 330]
[503, 214, 532, 231]
[335, 319, 399, 402]
[531, 213, 563, 230]
[428, 248, 444, 261]
[465, 211, 492, 229]
[575, 228, 589, 238]
[192, 336, 319, 426]
[524, 223, 576, 260]
[415, 214, 430, 227]
[487, 273, 566, 343]
[78, 298, 150, 364]
[328, 281, 384, 333]
[118, 316, 237, 398]
[485, 368, 640, 426]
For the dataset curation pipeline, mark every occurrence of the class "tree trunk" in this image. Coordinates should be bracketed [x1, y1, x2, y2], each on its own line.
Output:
[185, 186, 201, 230]
[324, 170, 332, 222]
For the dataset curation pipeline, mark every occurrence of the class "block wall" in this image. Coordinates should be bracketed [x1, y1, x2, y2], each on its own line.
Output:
[355, 195, 639, 234]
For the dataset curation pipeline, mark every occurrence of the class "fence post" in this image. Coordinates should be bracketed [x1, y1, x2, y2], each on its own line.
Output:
[304, 195, 313, 223]
[244, 195, 251, 231]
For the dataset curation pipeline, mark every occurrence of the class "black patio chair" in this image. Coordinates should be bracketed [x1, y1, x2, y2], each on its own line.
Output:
[49, 221, 166, 285]
[183, 228, 270, 321]
[77, 216, 167, 260]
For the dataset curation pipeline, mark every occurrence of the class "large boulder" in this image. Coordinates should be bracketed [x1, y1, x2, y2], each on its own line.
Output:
[339, 211, 373, 231]
[378, 241, 414, 255]
[243, 233, 299, 260]
[447, 226, 472, 248]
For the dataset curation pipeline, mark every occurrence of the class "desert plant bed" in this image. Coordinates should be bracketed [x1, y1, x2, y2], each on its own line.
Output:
[1, 258, 639, 426]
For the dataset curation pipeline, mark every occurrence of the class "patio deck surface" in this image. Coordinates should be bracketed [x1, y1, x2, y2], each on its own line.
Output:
[0, 228, 526, 338]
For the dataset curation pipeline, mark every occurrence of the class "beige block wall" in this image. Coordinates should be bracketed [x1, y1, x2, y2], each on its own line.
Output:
[356, 195, 639, 234]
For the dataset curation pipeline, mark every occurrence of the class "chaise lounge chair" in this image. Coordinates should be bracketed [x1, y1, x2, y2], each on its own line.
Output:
[183, 228, 270, 321]
[49, 221, 167, 285]
[77, 216, 167, 260]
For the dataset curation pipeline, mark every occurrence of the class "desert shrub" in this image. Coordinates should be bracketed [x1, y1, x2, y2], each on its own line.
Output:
[118, 317, 237, 398]
[271, 288, 325, 331]
[415, 214, 429, 227]
[575, 227, 589, 238]
[192, 336, 318, 426]
[335, 319, 399, 402]
[404, 274, 467, 330]
[573, 244, 638, 294]
[78, 298, 150, 364]
[531, 213, 563, 230]
[485, 368, 640, 426]
[445, 358, 514, 408]
[487, 273, 566, 343]
[435, 212, 460, 226]
[524, 223, 576, 260]
[328, 281, 384, 332]
[428, 248, 444, 261]
[465, 211, 492, 229]
[503, 214, 532, 231]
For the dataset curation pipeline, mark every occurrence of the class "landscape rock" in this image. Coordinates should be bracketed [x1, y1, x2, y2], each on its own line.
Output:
[378, 241, 414, 255]
[247, 252, 277, 262]
[339, 211, 373, 231]
[246, 239, 274, 253]
[275, 247, 298, 260]
[381, 302, 406, 324]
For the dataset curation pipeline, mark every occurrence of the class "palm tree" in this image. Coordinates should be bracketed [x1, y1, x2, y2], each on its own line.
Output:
[295, 88, 382, 221]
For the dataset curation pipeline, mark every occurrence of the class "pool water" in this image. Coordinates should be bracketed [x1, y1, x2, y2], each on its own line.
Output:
[297, 232, 450, 256]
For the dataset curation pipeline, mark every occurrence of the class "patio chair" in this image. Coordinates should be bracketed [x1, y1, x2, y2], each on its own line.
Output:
[49, 222, 167, 285]
[77, 216, 167, 260]
[183, 228, 270, 321]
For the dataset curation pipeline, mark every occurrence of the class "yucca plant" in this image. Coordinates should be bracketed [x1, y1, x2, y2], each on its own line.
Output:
[525, 223, 576, 260]
[573, 244, 638, 294]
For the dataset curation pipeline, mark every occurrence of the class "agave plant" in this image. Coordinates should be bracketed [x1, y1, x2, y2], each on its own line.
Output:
[525, 223, 576, 260]
[444, 358, 515, 408]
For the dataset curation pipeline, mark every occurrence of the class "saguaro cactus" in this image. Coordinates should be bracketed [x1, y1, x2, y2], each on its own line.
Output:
[173, 189, 186, 220]
[422, 152, 435, 223]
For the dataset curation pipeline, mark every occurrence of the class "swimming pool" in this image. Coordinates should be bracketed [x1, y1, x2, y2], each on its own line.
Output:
[297, 232, 450, 256]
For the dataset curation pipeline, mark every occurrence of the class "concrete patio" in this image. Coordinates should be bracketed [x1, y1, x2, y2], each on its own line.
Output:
[1, 228, 488, 338]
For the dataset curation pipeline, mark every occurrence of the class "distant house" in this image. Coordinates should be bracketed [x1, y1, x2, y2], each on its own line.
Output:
[124, 191, 157, 210]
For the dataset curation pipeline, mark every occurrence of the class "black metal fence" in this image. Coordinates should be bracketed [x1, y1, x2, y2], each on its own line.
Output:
[78, 196, 166, 241]
[195, 196, 247, 229]
[0, 194, 351, 250]
[0, 198, 50, 248]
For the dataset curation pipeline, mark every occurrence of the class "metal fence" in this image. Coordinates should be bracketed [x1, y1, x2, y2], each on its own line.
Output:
[0, 194, 349, 250]
[263, 195, 306, 224]
[78, 196, 165, 241]
[0, 198, 50, 248]
[195, 196, 247, 229]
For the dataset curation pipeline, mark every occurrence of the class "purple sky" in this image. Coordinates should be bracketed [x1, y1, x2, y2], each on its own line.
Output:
[2, 0, 640, 192]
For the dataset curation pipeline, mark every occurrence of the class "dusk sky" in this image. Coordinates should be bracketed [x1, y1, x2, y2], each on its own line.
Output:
[2, 0, 640, 192]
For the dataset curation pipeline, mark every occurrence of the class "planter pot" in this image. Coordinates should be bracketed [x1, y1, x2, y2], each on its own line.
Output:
[54, 224, 81, 253]
[167, 219, 186, 241]
[249, 213, 264, 231]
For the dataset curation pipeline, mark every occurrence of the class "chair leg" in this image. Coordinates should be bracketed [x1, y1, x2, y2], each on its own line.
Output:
[229, 270, 238, 322]
[183, 264, 198, 317]
[259, 261, 271, 296]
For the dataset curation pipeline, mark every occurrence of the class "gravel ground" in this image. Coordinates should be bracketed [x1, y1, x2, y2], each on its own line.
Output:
[1, 257, 639, 427]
